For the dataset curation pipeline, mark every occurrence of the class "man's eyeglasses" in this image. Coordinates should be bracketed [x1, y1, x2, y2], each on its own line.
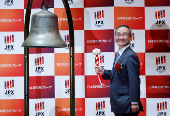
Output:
[115, 33, 128, 37]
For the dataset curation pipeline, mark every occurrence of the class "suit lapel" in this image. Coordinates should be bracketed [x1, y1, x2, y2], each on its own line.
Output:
[111, 46, 131, 80]
[112, 53, 117, 70]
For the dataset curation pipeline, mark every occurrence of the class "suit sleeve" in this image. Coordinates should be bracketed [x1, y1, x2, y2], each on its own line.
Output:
[102, 69, 112, 80]
[126, 54, 140, 102]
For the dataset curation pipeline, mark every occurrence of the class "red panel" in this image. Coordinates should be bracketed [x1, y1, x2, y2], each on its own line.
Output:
[0, 54, 24, 76]
[114, 7, 145, 29]
[0, 9, 24, 31]
[55, 53, 84, 76]
[24, 0, 54, 9]
[146, 76, 170, 98]
[145, 30, 170, 52]
[85, 75, 110, 98]
[0, 99, 24, 116]
[139, 98, 146, 116]
[55, 98, 85, 116]
[136, 53, 145, 75]
[54, 8, 84, 30]
[29, 76, 55, 99]
[84, 0, 114, 7]
[85, 30, 115, 53]
[145, 0, 170, 6]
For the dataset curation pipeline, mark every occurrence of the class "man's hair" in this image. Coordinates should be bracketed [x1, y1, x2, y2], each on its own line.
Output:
[115, 25, 132, 37]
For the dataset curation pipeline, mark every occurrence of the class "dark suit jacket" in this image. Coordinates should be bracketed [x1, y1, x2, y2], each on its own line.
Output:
[102, 46, 143, 114]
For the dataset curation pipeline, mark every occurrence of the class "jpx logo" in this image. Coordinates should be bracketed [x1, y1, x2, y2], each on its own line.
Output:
[94, 10, 104, 27]
[130, 33, 135, 48]
[67, 0, 73, 4]
[35, 101, 44, 116]
[35, 56, 44, 73]
[96, 101, 105, 116]
[65, 34, 69, 49]
[4, 0, 13, 6]
[4, 79, 14, 96]
[65, 79, 70, 94]
[95, 55, 104, 68]
[125, 0, 134, 4]
[4, 35, 14, 51]
[155, 10, 165, 26]
[156, 56, 166, 73]
[157, 101, 167, 116]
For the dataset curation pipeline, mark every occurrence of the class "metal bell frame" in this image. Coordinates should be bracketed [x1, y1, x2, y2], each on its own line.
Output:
[23, 0, 75, 116]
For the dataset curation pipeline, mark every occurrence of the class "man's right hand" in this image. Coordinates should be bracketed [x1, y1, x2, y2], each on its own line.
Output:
[95, 66, 104, 75]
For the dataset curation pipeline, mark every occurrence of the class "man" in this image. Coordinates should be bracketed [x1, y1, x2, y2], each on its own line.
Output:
[95, 25, 143, 116]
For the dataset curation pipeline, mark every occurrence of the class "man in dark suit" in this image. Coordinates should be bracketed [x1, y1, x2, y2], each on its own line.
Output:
[95, 25, 143, 116]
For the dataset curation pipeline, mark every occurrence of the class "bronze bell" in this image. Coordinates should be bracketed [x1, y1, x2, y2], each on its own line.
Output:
[22, 6, 67, 48]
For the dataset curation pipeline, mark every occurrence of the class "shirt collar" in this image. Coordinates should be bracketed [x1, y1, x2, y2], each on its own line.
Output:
[118, 44, 130, 57]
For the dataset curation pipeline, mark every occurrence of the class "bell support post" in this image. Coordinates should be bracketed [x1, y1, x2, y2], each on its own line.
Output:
[62, 0, 75, 116]
[24, 0, 33, 116]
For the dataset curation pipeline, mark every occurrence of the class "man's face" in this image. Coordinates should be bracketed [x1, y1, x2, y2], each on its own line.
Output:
[115, 27, 131, 49]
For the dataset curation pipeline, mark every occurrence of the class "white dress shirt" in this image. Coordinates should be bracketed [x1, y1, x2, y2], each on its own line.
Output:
[118, 44, 130, 58]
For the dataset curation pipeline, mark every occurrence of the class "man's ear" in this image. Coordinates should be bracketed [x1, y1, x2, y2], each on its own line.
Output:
[129, 35, 132, 41]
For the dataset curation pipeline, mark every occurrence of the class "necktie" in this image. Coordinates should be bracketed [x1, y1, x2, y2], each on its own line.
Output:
[115, 52, 120, 64]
